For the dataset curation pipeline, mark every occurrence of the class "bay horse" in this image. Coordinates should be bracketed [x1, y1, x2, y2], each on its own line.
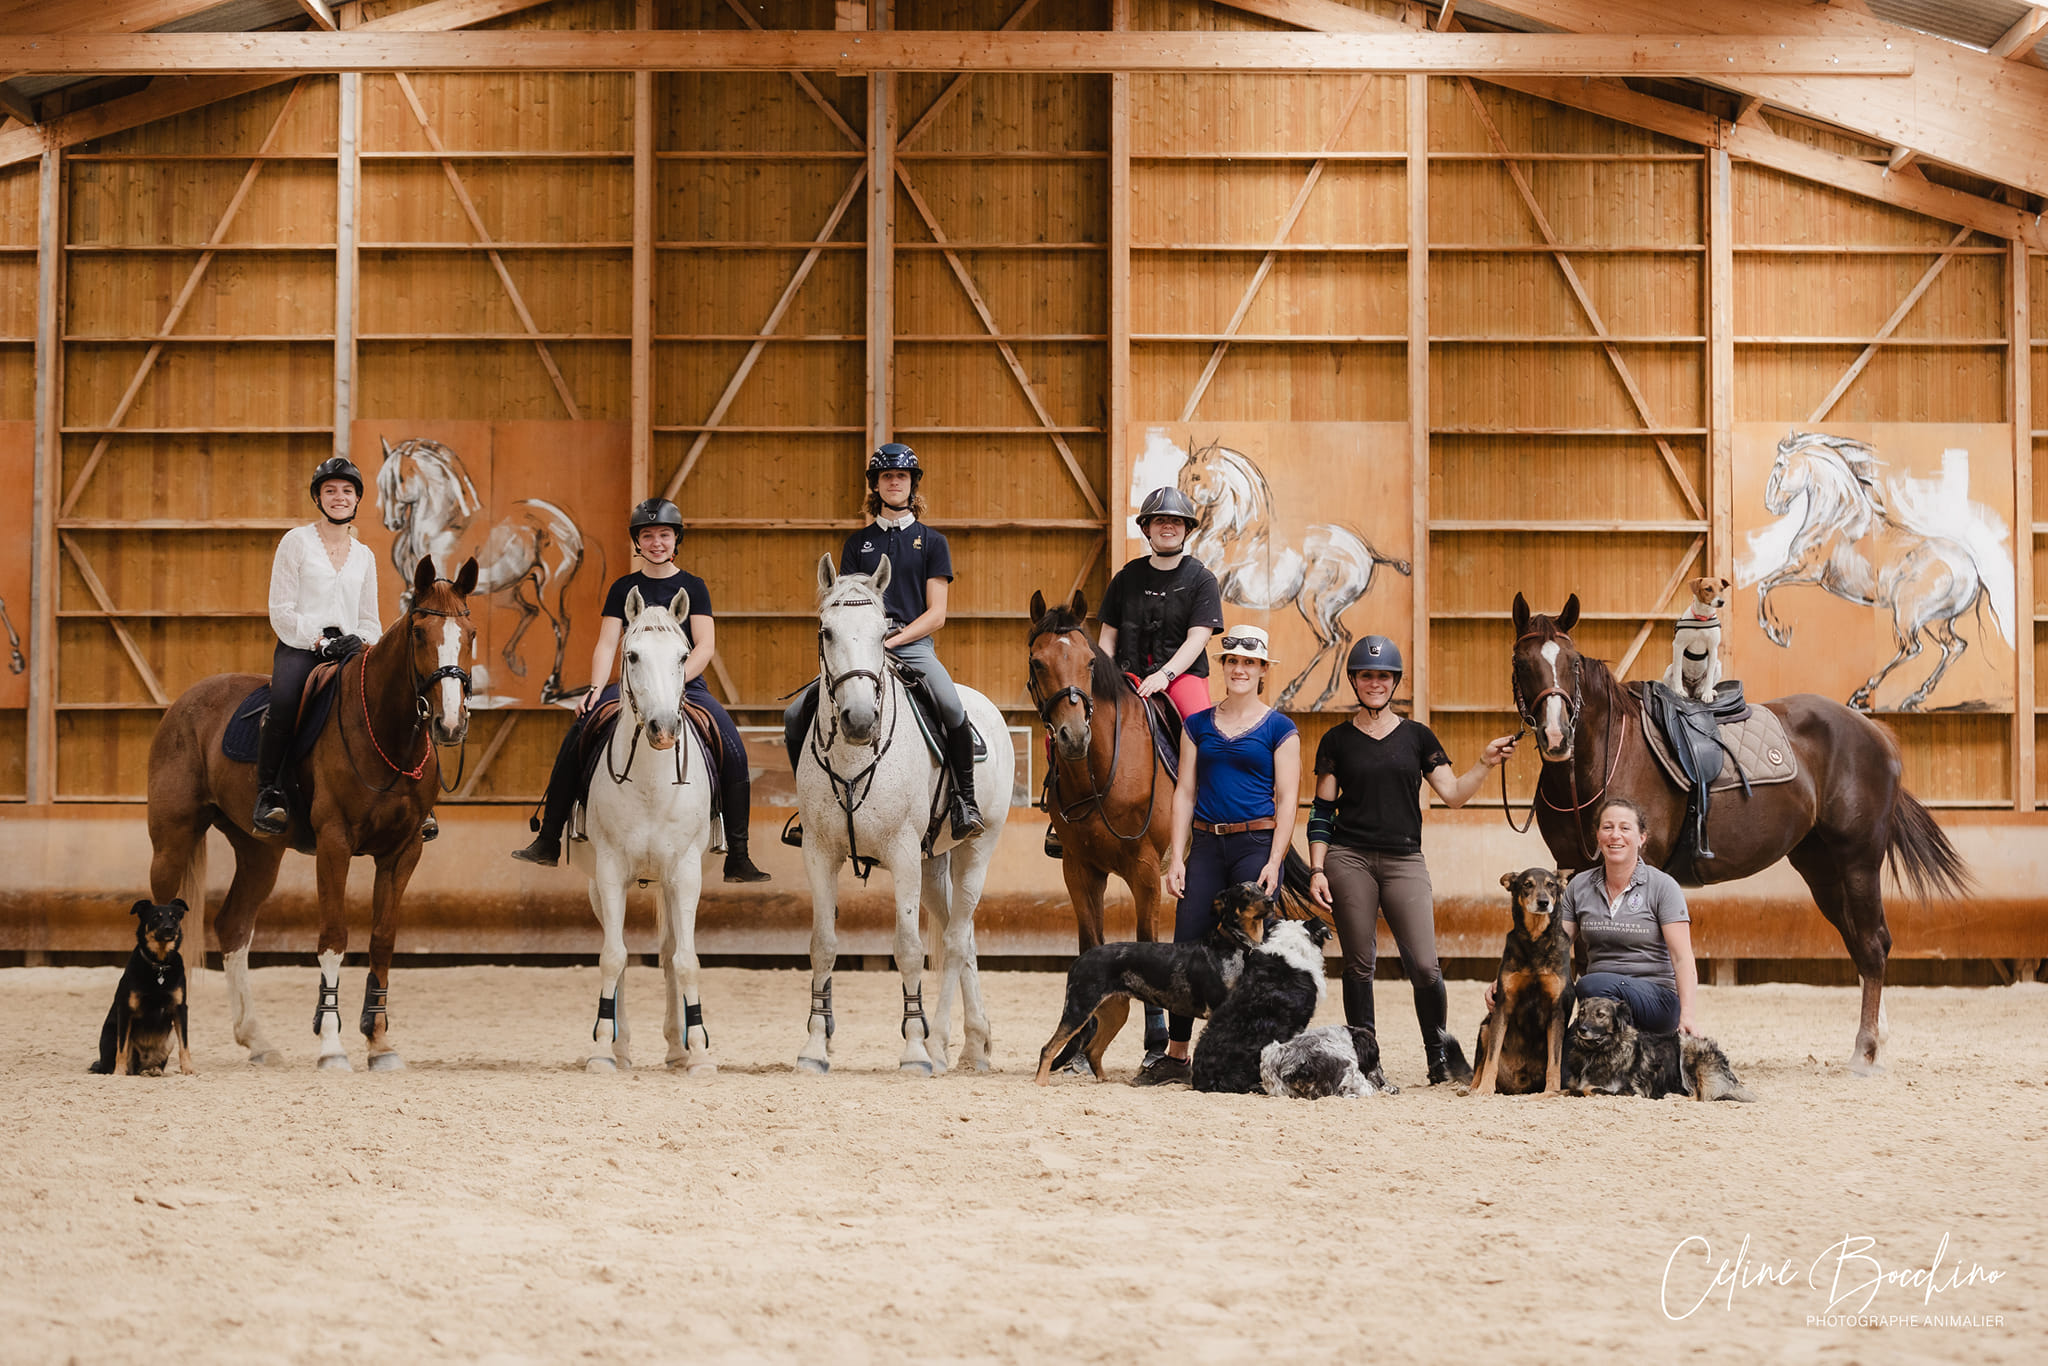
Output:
[575, 588, 717, 1074]
[1026, 588, 1174, 1072]
[1510, 592, 1968, 1075]
[794, 554, 1014, 1075]
[145, 556, 478, 1071]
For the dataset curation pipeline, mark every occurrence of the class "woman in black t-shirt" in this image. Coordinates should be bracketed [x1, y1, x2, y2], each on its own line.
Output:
[511, 498, 769, 882]
[1096, 486, 1223, 719]
[1306, 634, 1517, 1086]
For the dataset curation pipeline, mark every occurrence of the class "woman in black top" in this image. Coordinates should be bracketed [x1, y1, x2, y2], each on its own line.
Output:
[1306, 635, 1517, 1085]
[512, 498, 769, 882]
[1097, 486, 1224, 719]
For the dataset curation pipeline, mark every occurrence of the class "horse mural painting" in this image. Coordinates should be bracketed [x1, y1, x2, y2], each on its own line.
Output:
[376, 436, 588, 704]
[1175, 437, 1411, 710]
[1742, 430, 2016, 713]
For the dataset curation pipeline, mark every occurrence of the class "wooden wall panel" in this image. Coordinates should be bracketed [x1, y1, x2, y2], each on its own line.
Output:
[61, 435, 328, 521]
[358, 340, 630, 419]
[1130, 73, 1403, 153]
[63, 344, 334, 428]
[66, 254, 336, 336]
[1136, 343, 1407, 422]
[357, 250, 631, 333]
[360, 162, 633, 243]
[68, 163, 337, 248]
[657, 250, 864, 333]
[75, 78, 337, 158]
[1428, 161, 1702, 247]
[1430, 435, 1705, 523]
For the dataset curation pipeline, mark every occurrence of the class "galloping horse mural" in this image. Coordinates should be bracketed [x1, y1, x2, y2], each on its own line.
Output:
[1741, 430, 2015, 713]
[1174, 436, 1411, 710]
[375, 436, 589, 704]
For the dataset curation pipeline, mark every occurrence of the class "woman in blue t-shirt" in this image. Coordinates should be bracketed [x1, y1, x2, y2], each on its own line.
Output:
[1133, 624, 1300, 1087]
[511, 498, 768, 882]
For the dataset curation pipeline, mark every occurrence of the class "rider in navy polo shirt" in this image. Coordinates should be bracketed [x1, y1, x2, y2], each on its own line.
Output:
[783, 443, 986, 842]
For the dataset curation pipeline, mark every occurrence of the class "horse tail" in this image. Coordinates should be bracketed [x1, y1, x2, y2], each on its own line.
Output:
[1873, 725, 1972, 903]
[1278, 847, 1330, 926]
[1374, 552, 1413, 577]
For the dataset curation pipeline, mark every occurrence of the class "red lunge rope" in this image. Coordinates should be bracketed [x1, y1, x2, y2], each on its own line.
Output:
[361, 650, 430, 780]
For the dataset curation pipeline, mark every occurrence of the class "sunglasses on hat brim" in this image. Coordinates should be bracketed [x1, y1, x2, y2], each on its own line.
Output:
[1217, 635, 1268, 653]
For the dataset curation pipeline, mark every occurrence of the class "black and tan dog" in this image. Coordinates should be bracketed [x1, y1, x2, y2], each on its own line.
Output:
[90, 898, 194, 1077]
[1467, 867, 1574, 1096]
[1034, 882, 1272, 1084]
[1563, 996, 1755, 1102]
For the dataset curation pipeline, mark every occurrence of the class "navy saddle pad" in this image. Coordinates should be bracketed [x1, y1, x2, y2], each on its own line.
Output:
[221, 675, 342, 764]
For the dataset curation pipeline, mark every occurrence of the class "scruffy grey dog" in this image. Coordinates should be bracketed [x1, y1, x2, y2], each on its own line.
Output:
[1563, 996, 1756, 1102]
[1261, 1024, 1382, 1099]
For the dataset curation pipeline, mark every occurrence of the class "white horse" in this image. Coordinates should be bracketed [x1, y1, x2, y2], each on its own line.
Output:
[795, 555, 1013, 1075]
[570, 588, 718, 1074]
[376, 436, 589, 703]
[1177, 437, 1411, 710]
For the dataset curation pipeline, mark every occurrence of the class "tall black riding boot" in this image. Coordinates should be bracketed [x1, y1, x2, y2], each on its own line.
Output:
[1414, 973, 1472, 1087]
[1343, 977, 1395, 1093]
[252, 708, 292, 835]
[512, 718, 586, 866]
[721, 779, 771, 883]
[945, 723, 987, 840]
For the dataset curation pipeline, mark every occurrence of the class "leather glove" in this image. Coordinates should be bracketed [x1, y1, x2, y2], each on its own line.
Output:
[317, 633, 362, 662]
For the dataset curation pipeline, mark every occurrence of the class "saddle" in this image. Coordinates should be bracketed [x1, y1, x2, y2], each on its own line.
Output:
[1631, 680, 1798, 884]
[1134, 677, 1184, 784]
[568, 695, 727, 846]
[782, 670, 988, 775]
[220, 656, 348, 856]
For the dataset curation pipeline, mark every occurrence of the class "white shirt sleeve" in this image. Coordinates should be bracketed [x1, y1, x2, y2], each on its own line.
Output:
[355, 543, 382, 644]
[268, 529, 308, 650]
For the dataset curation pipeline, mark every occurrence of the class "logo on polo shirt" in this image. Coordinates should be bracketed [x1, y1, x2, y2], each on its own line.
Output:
[861, 540, 874, 552]
[1628, 890, 1644, 910]
[913, 535, 922, 549]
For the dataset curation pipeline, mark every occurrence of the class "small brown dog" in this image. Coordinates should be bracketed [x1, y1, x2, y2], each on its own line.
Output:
[1466, 868, 1572, 1096]
[1664, 575, 1730, 702]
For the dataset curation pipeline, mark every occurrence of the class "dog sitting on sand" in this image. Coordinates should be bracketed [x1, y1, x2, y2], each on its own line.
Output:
[1467, 867, 1573, 1096]
[1261, 1024, 1382, 1099]
[1663, 576, 1730, 703]
[1192, 916, 1332, 1095]
[1563, 996, 1754, 1102]
[90, 898, 194, 1077]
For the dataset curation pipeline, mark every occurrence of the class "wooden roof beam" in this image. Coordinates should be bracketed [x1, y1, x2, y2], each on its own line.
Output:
[1989, 7, 2048, 60]
[0, 0, 558, 170]
[1209, 0, 2048, 251]
[0, 1, 234, 34]
[0, 30, 1915, 77]
[293, 0, 340, 32]
[1471, 0, 2048, 198]
[0, 81, 31, 124]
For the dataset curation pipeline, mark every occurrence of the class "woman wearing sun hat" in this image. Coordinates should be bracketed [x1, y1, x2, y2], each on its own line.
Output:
[1133, 623, 1301, 1086]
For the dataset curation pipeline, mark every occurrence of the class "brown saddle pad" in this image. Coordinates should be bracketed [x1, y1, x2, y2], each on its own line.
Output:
[1642, 704, 1798, 792]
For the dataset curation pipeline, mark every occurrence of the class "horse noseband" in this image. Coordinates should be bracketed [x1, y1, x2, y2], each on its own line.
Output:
[415, 664, 474, 717]
[1034, 683, 1091, 726]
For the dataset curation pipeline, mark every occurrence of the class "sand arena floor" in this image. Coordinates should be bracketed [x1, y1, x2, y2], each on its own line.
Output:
[2, 963, 2042, 1364]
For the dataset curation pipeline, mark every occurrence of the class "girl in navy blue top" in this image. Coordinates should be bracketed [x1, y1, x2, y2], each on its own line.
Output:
[1134, 624, 1301, 1086]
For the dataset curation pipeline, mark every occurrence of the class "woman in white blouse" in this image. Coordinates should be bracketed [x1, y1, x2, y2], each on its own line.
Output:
[252, 455, 383, 834]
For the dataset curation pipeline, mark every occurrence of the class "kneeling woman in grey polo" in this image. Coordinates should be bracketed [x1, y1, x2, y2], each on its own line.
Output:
[1561, 796, 1702, 1036]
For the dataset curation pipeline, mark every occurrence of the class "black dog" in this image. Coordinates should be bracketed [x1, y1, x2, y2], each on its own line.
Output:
[1192, 915, 1333, 1095]
[1468, 867, 1574, 1096]
[1261, 1024, 1383, 1099]
[91, 899, 194, 1077]
[1034, 882, 1271, 1083]
[1563, 996, 1754, 1102]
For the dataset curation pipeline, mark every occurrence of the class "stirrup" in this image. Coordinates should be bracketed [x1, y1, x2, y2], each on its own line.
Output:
[1043, 825, 1063, 858]
[950, 798, 986, 841]
[780, 811, 804, 848]
[253, 790, 289, 836]
[419, 813, 439, 843]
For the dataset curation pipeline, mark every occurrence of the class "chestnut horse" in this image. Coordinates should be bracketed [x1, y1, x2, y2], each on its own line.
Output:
[146, 557, 478, 1071]
[1027, 590, 1174, 1071]
[1510, 593, 1968, 1074]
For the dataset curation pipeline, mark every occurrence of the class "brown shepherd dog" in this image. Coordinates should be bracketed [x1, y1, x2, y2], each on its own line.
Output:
[1467, 867, 1573, 1096]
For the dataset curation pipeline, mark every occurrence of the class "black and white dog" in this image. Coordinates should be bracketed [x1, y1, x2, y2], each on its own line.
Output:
[1192, 915, 1333, 1094]
[1563, 996, 1755, 1102]
[1261, 1024, 1383, 1099]
[90, 898, 194, 1077]
[1034, 882, 1271, 1083]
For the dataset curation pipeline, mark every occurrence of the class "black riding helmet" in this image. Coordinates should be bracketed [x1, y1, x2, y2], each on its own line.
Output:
[1346, 634, 1403, 678]
[309, 455, 364, 503]
[628, 497, 684, 540]
[1136, 485, 1200, 530]
[866, 442, 922, 487]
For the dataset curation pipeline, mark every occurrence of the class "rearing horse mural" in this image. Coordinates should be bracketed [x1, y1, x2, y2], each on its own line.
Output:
[1741, 430, 2015, 712]
[375, 436, 589, 704]
[1175, 437, 1411, 710]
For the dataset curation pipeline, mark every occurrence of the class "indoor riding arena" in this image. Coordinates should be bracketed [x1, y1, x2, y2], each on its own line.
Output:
[4, 0, 2046, 1361]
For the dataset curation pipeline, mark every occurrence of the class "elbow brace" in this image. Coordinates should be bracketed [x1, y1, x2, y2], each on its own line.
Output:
[1306, 797, 1336, 847]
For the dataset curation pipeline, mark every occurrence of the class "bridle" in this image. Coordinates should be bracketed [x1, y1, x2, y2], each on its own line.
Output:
[1028, 628, 1157, 846]
[605, 617, 690, 789]
[341, 589, 475, 794]
[1505, 624, 1623, 861]
[808, 594, 902, 882]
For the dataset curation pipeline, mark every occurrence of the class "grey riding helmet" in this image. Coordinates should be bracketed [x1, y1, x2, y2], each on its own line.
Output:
[1136, 485, 1199, 530]
[309, 455, 364, 503]
[866, 442, 922, 488]
[1346, 634, 1403, 678]
[629, 497, 685, 539]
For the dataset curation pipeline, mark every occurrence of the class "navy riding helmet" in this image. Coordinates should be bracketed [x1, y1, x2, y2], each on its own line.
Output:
[1346, 634, 1403, 678]
[866, 442, 922, 487]
[629, 497, 685, 537]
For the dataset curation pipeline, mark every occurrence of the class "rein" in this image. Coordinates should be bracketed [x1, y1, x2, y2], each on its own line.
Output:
[808, 602, 903, 883]
[1029, 637, 1158, 847]
[1507, 624, 1623, 862]
[602, 628, 689, 789]
[338, 593, 474, 796]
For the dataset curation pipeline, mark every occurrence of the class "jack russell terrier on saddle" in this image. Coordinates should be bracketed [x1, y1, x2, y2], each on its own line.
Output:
[1663, 576, 1729, 703]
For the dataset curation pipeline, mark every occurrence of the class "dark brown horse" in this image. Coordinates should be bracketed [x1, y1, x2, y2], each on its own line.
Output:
[1510, 593, 1968, 1074]
[146, 557, 478, 1071]
[1027, 589, 1175, 1071]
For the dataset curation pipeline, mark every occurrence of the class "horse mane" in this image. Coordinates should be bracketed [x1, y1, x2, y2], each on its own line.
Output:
[821, 573, 885, 613]
[1028, 603, 1124, 704]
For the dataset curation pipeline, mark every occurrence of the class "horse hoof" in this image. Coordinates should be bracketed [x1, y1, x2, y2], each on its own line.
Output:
[1849, 1057, 1886, 1078]
[316, 1053, 352, 1072]
[972, 1058, 992, 1074]
[367, 1053, 406, 1072]
[687, 1062, 718, 1077]
[795, 1056, 830, 1075]
[899, 1060, 934, 1077]
[248, 1050, 284, 1068]
[585, 1057, 618, 1073]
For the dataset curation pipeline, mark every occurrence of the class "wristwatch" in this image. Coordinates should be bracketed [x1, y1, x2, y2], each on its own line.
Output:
[1161, 667, 1177, 681]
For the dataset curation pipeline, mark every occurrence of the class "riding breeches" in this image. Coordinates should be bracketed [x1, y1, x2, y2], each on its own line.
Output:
[535, 677, 750, 840]
[885, 636, 967, 731]
[256, 641, 321, 785]
[1162, 672, 1213, 718]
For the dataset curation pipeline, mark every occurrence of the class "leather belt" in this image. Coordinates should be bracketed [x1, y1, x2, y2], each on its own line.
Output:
[1193, 817, 1277, 836]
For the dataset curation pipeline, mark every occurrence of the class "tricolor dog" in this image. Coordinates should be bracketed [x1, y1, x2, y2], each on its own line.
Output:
[1664, 576, 1730, 702]
[90, 899, 194, 1077]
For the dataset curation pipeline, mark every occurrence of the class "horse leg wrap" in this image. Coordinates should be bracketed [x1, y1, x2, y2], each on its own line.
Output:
[684, 1001, 709, 1048]
[593, 993, 618, 1042]
[359, 979, 389, 1038]
[901, 985, 930, 1041]
[311, 979, 341, 1038]
[810, 981, 835, 1041]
